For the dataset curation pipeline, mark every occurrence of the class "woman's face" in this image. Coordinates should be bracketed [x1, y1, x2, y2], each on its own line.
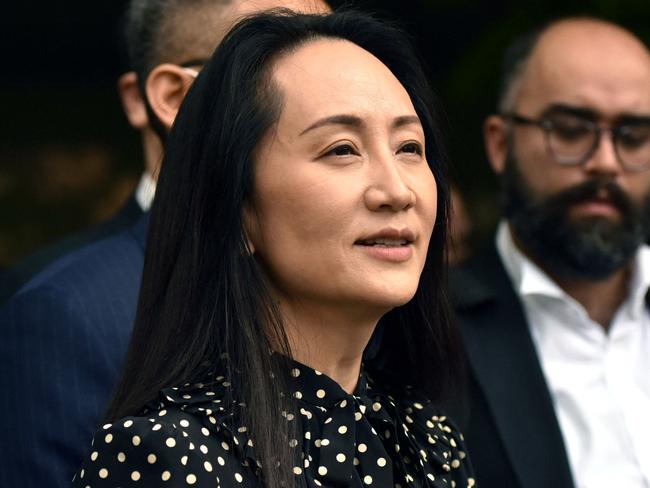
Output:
[246, 38, 438, 315]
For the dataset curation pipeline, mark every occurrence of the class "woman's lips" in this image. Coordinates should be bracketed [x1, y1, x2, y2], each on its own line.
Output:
[354, 228, 415, 262]
[357, 243, 413, 262]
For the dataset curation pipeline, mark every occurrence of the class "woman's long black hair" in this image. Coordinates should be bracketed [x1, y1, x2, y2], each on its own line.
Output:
[105, 9, 456, 488]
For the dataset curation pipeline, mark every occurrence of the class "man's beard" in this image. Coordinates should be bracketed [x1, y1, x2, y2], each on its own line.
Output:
[502, 151, 650, 281]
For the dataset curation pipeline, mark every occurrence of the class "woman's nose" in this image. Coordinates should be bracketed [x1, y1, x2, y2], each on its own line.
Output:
[363, 153, 416, 211]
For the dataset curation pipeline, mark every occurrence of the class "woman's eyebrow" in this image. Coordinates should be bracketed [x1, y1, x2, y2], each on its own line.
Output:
[299, 114, 421, 136]
[392, 115, 421, 129]
[299, 114, 363, 136]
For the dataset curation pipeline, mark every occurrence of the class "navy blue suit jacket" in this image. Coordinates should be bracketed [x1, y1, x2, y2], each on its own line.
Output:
[0, 215, 148, 487]
[0, 196, 143, 304]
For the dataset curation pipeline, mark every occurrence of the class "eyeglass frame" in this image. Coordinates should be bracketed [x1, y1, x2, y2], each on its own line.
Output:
[500, 110, 650, 172]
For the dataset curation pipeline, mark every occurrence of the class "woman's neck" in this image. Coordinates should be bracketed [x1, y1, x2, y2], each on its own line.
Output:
[278, 299, 384, 394]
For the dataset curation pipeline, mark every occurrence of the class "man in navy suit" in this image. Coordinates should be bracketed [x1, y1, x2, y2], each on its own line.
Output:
[0, 1, 330, 486]
[450, 17, 650, 488]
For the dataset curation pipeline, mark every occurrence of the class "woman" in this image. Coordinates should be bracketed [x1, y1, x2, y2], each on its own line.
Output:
[72, 10, 474, 488]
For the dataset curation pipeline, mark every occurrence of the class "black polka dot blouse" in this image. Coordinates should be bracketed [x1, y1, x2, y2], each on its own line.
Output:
[72, 361, 475, 487]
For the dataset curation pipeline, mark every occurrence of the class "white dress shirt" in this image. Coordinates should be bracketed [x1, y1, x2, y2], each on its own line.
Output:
[134, 172, 157, 212]
[496, 222, 650, 488]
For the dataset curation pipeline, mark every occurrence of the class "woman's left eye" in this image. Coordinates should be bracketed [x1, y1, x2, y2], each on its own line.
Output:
[398, 142, 423, 155]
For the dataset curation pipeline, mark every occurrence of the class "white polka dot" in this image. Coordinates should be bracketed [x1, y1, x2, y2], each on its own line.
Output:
[117, 452, 126, 463]
[291, 368, 300, 377]
[293, 466, 302, 475]
[186, 473, 197, 484]
[364, 475, 373, 485]
[161, 470, 171, 481]
[289, 439, 298, 448]
[153, 423, 162, 431]
[158, 409, 167, 417]
[336, 453, 346, 463]
[99, 468, 109, 479]
[294, 391, 303, 399]
[90, 451, 98, 461]
[314, 439, 321, 448]
[221, 441, 230, 451]
[201, 427, 210, 436]
[147, 454, 157, 464]
[181, 455, 188, 465]
[204, 461, 213, 472]
[180, 419, 190, 428]
[102, 423, 112, 430]
[414, 402, 424, 409]
[235, 473, 243, 483]
[104, 434, 113, 444]
[321, 439, 330, 446]
[316, 389, 326, 399]
[318, 466, 328, 476]
[355, 412, 363, 421]
[131, 471, 141, 481]
[353, 457, 360, 466]
[218, 456, 225, 466]
[372, 402, 381, 412]
[377, 457, 387, 467]
[338, 426, 348, 434]
[123, 420, 134, 428]
[324, 417, 332, 424]
[132, 435, 141, 446]
[314, 480, 322, 487]
[165, 437, 176, 448]
[358, 443, 367, 453]
[79, 469, 84, 479]
[200, 444, 208, 454]
[304, 431, 311, 439]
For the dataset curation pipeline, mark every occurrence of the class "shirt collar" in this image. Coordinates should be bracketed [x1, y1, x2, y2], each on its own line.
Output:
[135, 172, 157, 211]
[496, 221, 566, 300]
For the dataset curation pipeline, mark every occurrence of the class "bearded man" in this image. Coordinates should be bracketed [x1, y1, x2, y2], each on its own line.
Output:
[450, 16, 650, 488]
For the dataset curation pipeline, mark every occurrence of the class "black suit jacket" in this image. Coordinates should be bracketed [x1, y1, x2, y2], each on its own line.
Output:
[448, 244, 575, 488]
[0, 195, 143, 304]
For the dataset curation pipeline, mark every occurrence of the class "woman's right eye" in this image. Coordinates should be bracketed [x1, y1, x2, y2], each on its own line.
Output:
[323, 144, 358, 157]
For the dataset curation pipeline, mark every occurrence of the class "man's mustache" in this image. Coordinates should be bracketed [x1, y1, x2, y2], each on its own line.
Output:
[547, 179, 634, 217]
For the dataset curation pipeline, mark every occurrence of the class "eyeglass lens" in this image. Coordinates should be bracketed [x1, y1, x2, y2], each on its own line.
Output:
[545, 112, 650, 169]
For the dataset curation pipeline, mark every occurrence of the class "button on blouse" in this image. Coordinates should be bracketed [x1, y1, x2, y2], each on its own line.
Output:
[72, 361, 474, 487]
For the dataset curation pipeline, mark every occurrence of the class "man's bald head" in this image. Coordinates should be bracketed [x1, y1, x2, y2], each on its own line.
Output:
[497, 17, 650, 113]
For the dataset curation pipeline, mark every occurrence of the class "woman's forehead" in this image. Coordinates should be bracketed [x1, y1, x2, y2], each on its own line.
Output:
[270, 38, 417, 130]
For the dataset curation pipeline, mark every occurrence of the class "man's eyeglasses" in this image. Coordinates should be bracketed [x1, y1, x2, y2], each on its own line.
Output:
[501, 111, 650, 172]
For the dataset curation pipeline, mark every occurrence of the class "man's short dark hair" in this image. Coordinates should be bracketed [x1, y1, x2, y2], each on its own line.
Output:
[496, 23, 547, 112]
[124, 0, 232, 89]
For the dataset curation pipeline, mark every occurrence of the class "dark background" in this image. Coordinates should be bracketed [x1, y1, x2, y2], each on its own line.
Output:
[1, 0, 648, 267]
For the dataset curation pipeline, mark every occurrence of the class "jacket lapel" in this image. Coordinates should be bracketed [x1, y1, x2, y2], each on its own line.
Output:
[452, 246, 575, 488]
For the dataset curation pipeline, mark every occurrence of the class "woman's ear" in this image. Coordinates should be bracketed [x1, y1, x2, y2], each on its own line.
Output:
[145, 63, 198, 131]
[117, 71, 148, 130]
[483, 115, 509, 175]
